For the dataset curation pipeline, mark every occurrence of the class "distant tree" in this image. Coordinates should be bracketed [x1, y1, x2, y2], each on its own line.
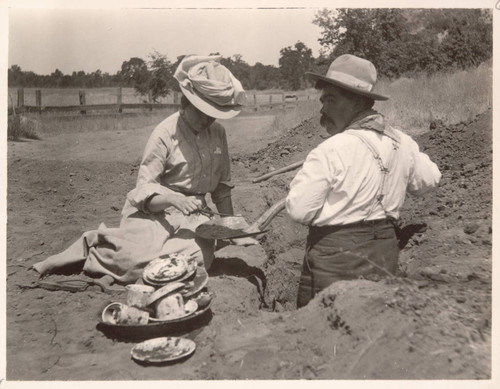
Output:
[249, 62, 280, 90]
[220, 54, 252, 90]
[120, 57, 151, 94]
[437, 10, 492, 69]
[279, 41, 314, 90]
[313, 9, 410, 78]
[50, 68, 64, 87]
[8, 65, 23, 86]
[147, 50, 173, 102]
[313, 8, 493, 78]
[91, 69, 103, 88]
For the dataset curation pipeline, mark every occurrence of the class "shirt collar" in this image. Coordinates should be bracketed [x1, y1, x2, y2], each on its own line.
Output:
[348, 109, 386, 133]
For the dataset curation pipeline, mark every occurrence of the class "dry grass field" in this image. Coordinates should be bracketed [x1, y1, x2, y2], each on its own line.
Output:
[376, 61, 492, 132]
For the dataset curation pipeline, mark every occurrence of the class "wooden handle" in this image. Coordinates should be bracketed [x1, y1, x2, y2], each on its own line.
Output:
[252, 160, 304, 183]
[247, 197, 287, 232]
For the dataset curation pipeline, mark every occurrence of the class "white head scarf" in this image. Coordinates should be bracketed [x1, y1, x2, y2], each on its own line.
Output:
[174, 55, 246, 107]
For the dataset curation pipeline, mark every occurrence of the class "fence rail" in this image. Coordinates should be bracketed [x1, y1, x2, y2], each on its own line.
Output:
[8, 87, 316, 116]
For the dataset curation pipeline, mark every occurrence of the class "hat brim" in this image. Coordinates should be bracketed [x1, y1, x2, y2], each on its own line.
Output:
[179, 84, 242, 119]
[306, 72, 389, 101]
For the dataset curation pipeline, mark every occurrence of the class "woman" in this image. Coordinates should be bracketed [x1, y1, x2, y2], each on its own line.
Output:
[33, 55, 247, 284]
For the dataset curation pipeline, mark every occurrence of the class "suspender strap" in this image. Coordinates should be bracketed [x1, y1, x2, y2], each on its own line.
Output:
[346, 128, 400, 220]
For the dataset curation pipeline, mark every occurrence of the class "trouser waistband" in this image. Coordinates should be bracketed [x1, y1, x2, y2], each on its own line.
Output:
[310, 218, 395, 233]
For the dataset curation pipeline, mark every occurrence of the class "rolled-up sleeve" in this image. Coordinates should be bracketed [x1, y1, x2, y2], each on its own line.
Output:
[286, 147, 335, 225]
[126, 132, 175, 213]
[407, 139, 441, 196]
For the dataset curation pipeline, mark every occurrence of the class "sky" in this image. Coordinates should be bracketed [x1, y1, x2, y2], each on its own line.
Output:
[8, 7, 324, 75]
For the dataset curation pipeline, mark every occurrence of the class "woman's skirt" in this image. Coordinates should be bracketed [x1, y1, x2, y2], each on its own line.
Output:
[33, 207, 214, 284]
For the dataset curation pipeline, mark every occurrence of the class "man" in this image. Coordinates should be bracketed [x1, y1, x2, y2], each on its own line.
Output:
[286, 54, 441, 307]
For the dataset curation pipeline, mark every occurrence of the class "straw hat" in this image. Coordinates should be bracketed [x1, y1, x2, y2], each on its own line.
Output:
[174, 55, 246, 119]
[306, 54, 389, 101]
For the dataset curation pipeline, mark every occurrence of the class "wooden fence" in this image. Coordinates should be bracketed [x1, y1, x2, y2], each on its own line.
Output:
[8, 88, 316, 116]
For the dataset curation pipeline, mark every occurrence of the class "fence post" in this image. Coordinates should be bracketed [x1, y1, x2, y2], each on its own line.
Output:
[117, 87, 123, 113]
[79, 90, 87, 115]
[148, 91, 153, 111]
[36, 90, 42, 114]
[17, 88, 24, 108]
[174, 92, 179, 105]
[269, 94, 273, 109]
[253, 94, 257, 112]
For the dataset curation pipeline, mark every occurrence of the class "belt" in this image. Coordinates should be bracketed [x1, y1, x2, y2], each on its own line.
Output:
[310, 218, 394, 233]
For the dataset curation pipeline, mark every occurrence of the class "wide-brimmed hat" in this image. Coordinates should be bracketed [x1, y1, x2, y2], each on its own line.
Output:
[306, 54, 389, 101]
[174, 55, 246, 119]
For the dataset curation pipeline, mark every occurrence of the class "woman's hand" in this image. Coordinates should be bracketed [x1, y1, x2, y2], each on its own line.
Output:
[170, 194, 204, 215]
[147, 193, 203, 215]
[230, 236, 259, 246]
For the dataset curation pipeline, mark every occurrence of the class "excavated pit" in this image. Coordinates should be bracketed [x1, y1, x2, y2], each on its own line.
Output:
[231, 110, 493, 313]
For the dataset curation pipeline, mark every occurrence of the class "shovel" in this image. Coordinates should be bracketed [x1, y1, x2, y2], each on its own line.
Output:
[195, 197, 286, 240]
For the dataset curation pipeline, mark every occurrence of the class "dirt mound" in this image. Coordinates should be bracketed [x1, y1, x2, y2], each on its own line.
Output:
[228, 110, 492, 378]
[232, 110, 492, 306]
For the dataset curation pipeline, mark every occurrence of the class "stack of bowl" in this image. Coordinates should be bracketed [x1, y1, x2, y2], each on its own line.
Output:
[101, 253, 211, 325]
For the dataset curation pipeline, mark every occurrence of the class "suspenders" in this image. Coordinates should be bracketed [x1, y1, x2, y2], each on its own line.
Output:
[345, 127, 401, 221]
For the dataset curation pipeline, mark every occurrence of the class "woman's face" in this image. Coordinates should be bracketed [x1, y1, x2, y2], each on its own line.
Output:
[182, 103, 216, 133]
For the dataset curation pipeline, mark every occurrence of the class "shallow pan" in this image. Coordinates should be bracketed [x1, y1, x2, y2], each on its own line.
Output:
[96, 301, 212, 342]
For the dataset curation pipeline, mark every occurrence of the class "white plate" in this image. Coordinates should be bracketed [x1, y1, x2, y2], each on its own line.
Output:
[144, 257, 198, 285]
[143, 255, 188, 282]
[176, 257, 198, 282]
[146, 282, 186, 306]
[131, 336, 196, 363]
[180, 267, 209, 298]
[148, 300, 198, 322]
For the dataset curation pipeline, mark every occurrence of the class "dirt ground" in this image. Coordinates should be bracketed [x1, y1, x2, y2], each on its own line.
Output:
[5, 107, 492, 381]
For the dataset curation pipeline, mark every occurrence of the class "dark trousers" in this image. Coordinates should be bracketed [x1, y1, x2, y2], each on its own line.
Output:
[297, 219, 399, 308]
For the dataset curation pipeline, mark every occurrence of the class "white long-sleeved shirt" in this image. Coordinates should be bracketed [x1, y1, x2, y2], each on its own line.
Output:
[286, 112, 441, 226]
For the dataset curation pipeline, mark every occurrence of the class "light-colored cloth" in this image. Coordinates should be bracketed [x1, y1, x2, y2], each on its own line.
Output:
[125, 111, 232, 215]
[174, 55, 246, 106]
[286, 110, 441, 226]
[33, 111, 231, 283]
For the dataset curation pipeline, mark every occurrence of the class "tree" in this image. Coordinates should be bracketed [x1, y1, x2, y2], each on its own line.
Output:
[437, 10, 492, 69]
[249, 62, 280, 90]
[312, 8, 493, 78]
[147, 50, 173, 102]
[220, 54, 251, 90]
[8, 65, 23, 86]
[50, 68, 64, 87]
[279, 41, 314, 90]
[120, 57, 150, 94]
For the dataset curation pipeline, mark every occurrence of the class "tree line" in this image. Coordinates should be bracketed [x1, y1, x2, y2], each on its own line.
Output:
[8, 8, 492, 100]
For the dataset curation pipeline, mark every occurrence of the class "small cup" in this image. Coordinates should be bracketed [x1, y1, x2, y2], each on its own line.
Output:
[154, 293, 185, 320]
[126, 284, 155, 309]
[102, 302, 149, 325]
[193, 291, 212, 309]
